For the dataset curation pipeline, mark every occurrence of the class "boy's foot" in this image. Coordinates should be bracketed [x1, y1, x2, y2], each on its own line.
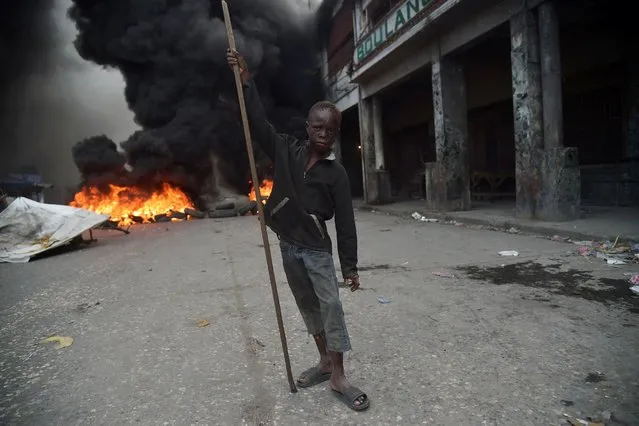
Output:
[330, 376, 369, 411]
[297, 363, 332, 388]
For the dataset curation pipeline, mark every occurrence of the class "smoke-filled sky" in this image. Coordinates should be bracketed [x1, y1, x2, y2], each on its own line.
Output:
[0, 0, 139, 202]
[1, 0, 334, 205]
[67, 0, 336, 206]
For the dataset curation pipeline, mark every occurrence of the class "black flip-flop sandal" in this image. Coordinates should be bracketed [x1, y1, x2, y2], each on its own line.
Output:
[296, 366, 332, 389]
[332, 386, 370, 411]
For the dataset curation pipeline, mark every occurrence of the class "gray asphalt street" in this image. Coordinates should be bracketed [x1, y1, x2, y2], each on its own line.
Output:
[1, 211, 637, 425]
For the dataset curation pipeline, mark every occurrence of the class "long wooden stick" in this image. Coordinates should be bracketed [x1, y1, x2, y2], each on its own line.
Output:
[221, 0, 297, 394]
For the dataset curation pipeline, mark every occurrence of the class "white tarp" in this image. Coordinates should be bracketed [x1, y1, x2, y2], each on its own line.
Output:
[0, 197, 109, 263]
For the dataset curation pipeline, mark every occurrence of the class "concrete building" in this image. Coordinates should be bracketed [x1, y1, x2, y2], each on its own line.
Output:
[320, 0, 637, 221]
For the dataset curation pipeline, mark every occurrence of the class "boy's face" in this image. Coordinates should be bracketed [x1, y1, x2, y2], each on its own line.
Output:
[306, 109, 340, 156]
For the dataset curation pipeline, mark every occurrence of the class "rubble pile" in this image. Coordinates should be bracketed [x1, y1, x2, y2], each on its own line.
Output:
[573, 238, 639, 265]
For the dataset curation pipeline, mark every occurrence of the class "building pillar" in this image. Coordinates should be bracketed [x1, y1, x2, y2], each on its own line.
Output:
[510, 10, 544, 219]
[625, 36, 639, 205]
[426, 54, 471, 211]
[358, 93, 391, 204]
[538, 1, 562, 150]
[628, 43, 639, 160]
[372, 97, 385, 170]
[538, 1, 581, 220]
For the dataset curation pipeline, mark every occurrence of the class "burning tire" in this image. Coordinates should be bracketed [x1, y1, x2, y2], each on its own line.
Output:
[208, 209, 237, 219]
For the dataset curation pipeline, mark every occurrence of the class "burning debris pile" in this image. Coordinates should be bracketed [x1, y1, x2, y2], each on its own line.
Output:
[66, 0, 338, 223]
[70, 182, 194, 226]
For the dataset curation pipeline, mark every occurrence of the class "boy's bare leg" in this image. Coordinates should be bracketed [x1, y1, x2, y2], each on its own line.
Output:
[297, 331, 332, 385]
[329, 351, 366, 407]
[313, 331, 332, 372]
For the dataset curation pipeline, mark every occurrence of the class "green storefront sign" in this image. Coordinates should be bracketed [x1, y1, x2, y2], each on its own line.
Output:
[355, 0, 435, 65]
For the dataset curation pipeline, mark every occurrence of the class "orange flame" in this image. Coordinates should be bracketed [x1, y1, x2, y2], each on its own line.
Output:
[248, 179, 273, 204]
[70, 182, 194, 226]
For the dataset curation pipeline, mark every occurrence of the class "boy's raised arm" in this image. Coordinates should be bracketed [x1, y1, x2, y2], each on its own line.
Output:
[226, 49, 287, 161]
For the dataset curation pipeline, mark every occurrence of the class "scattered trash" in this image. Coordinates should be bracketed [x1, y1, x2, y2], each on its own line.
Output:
[377, 296, 391, 304]
[631, 285, 639, 295]
[563, 410, 613, 426]
[573, 237, 639, 265]
[572, 241, 596, 247]
[41, 335, 74, 349]
[196, 319, 210, 328]
[578, 246, 593, 256]
[629, 274, 639, 285]
[411, 212, 438, 223]
[563, 414, 604, 426]
[584, 371, 606, 383]
[498, 250, 519, 257]
[551, 235, 570, 242]
[432, 271, 456, 279]
[632, 243, 639, 253]
[506, 227, 519, 234]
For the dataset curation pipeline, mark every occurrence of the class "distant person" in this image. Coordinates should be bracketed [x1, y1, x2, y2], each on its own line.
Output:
[227, 49, 369, 411]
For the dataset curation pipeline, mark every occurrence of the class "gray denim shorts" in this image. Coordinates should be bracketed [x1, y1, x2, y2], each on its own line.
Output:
[280, 240, 351, 352]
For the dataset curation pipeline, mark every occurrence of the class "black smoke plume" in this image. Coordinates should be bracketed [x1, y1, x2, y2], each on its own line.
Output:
[68, 0, 338, 208]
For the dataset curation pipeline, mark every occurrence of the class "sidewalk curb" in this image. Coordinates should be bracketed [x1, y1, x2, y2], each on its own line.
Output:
[355, 204, 633, 243]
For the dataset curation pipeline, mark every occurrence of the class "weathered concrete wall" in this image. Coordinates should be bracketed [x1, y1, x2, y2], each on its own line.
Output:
[372, 97, 385, 170]
[359, 0, 522, 100]
[536, 1, 581, 220]
[538, 1, 563, 150]
[628, 46, 639, 160]
[625, 41, 639, 206]
[427, 55, 471, 211]
[324, 65, 359, 112]
[581, 162, 639, 206]
[510, 10, 544, 219]
[537, 147, 581, 221]
[358, 94, 391, 204]
[358, 95, 378, 203]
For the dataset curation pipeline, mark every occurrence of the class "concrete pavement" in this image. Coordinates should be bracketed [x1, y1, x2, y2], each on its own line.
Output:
[0, 211, 638, 425]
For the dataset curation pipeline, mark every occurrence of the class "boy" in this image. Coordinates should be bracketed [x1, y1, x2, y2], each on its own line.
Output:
[227, 49, 369, 411]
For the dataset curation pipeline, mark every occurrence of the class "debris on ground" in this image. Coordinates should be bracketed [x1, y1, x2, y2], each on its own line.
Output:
[573, 237, 638, 265]
[411, 212, 438, 223]
[563, 410, 613, 426]
[584, 371, 606, 383]
[377, 296, 391, 304]
[563, 414, 604, 426]
[41, 335, 74, 349]
[432, 271, 456, 279]
[498, 250, 519, 257]
[0, 197, 109, 263]
[196, 319, 210, 328]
